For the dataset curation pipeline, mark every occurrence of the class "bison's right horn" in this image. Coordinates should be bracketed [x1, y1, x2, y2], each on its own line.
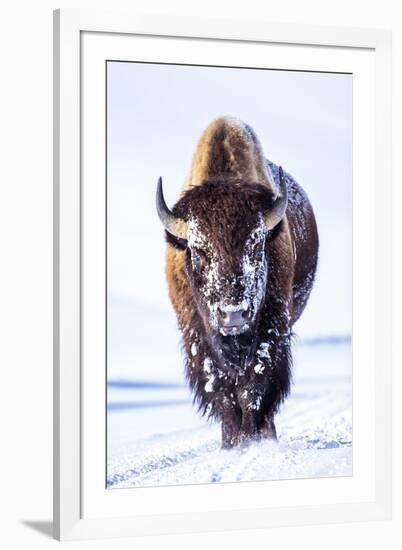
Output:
[156, 177, 188, 240]
[264, 166, 288, 230]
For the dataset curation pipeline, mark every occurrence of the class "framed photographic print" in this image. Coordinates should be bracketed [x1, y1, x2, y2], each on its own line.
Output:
[53, 9, 392, 540]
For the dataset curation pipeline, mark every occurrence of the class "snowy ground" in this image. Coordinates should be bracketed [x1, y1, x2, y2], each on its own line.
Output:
[107, 339, 352, 488]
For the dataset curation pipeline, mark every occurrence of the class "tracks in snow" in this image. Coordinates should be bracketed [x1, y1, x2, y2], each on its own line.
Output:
[107, 378, 352, 488]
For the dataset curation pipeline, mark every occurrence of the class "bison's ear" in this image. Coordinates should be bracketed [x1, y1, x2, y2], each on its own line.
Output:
[156, 177, 188, 240]
[165, 230, 187, 251]
[263, 166, 288, 230]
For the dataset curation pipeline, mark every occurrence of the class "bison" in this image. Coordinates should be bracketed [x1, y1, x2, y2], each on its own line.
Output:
[156, 116, 319, 448]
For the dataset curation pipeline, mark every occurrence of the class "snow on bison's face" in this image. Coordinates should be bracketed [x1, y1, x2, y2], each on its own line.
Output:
[156, 172, 288, 366]
[185, 211, 267, 339]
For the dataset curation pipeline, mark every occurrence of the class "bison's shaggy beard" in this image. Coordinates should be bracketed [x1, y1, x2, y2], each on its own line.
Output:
[181, 265, 294, 448]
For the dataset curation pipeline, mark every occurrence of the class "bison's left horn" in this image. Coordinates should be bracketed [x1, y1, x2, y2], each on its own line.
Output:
[264, 166, 288, 230]
[156, 177, 188, 240]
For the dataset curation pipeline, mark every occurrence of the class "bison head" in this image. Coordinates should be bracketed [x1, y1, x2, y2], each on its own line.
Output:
[156, 171, 287, 368]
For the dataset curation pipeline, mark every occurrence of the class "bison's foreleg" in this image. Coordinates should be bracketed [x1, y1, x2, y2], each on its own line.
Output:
[236, 384, 278, 443]
[237, 408, 277, 443]
[260, 415, 277, 440]
[220, 402, 242, 449]
[239, 410, 259, 441]
[236, 386, 265, 443]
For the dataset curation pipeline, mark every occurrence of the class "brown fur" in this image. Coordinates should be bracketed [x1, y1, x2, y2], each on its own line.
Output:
[183, 117, 276, 193]
[167, 116, 285, 323]
[163, 117, 318, 447]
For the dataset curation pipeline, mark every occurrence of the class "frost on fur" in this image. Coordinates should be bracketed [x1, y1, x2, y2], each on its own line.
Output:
[161, 117, 319, 447]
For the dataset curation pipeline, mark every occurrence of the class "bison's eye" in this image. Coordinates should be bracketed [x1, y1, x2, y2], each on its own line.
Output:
[191, 248, 209, 272]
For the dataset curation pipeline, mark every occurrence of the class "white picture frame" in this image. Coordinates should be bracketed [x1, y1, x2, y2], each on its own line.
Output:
[53, 8, 392, 541]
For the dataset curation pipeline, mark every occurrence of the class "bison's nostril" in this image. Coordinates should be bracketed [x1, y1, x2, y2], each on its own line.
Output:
[241, 308, 250, 320]
[217, 305, 251, 328]
[218, 307, 227, 319]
